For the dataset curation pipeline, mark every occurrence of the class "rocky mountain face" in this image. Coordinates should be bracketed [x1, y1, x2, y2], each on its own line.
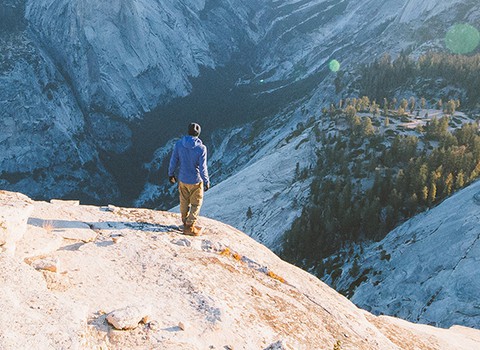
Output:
[1, 189, 480, 349]
[325, 179, 480, 329]
[25, 0, 264, 120]
[0, 0, 119, 203]
[2, 0, 265, 202]
[3, 0, 480, 204]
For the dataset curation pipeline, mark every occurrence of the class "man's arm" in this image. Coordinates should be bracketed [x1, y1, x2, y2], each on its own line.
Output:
[199, 146, 210, 189]
[168, 142, 179, 177]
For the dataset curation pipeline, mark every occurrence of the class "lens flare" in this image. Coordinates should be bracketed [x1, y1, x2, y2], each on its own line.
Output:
[445, 23, 480, 54]
[329, 59, 341, 72]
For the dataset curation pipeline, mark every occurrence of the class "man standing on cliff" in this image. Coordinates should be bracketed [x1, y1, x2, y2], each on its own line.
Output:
[168, 122, 210, 236]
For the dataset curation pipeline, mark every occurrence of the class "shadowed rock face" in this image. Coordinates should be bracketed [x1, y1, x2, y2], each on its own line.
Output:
[0, 23, 119, 203]
[0, 0, 26, 32]
[1, 190, 480, 349]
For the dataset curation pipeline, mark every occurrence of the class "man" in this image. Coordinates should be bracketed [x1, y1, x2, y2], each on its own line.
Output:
[168, 122, 210, 236]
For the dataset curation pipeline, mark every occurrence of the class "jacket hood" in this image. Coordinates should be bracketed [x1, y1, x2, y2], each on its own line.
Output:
[182, 135, 202, 149]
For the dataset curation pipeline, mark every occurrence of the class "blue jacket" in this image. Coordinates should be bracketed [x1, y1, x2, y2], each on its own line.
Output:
[168, 136, 210, 186]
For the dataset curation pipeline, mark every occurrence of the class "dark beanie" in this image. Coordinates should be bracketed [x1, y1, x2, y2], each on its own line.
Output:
[188, 122, 201, 137]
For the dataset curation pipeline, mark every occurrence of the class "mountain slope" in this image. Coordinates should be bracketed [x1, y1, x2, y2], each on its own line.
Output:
[331, 179, 480, 329]
[1, 190, 480, 349]
[249, 0, 480, 87]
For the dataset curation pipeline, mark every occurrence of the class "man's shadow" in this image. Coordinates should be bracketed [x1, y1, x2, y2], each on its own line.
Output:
[27, 217, 182, 250]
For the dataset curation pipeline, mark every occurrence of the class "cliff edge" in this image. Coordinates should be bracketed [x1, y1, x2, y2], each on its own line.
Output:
[1, 190, 479, 349]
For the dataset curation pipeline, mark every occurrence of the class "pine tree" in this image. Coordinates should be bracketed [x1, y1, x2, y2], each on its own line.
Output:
[390, 98, 397, 110]
[421, 186, 429, 202]
[445, 99, 456, 115]
[295, 162, 300, 177]
[455, 171, 465, 189]
[428, 182, 437, 204]
[362, 117, 375, 137]
[469, 162, 480, 182]
[417, 164, 429, 195]
[421, 97, 426, 109]
[370, 101, 380, 116]
[409, 97, 416, 113]
[345, 105, 357, 124]
[445, 173, 454, 196]
[383, 103, 389, 118]
[437, 99, 443, 110]
[349, 258, 360, 277]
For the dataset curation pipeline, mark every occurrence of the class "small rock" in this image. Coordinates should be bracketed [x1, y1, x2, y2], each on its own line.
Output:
[31, 257, 59, 273]
[178, 321, 186, 331]
[147, 320, 159, 330]
[112, 236, 123, 244]
[171, 238, 191, 247]
[106, 305, 151, 330]
[106, 204, 118, 212]
[50, 199, 79, 206]
[264, 340, 288, 350]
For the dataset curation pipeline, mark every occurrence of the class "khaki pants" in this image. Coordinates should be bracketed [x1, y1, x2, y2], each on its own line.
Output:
[179, 181, 204, 226]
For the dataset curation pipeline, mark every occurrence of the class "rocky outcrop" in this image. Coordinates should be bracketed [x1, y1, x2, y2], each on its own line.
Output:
[0, 190, 33, 255]
[1, 190, 480, 349]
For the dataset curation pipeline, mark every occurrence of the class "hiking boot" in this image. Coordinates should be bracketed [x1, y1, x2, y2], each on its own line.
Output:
[183, 224, 202, 236]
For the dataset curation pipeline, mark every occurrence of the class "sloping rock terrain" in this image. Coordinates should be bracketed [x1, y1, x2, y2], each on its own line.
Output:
[1, 190, 480, 349]
[330, 179, 480, 330]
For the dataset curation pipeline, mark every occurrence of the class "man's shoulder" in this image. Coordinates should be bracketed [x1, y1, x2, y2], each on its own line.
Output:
[193, 138, 206, 149]
[196, 142, 207, 153]
[175, 137, 187, 150]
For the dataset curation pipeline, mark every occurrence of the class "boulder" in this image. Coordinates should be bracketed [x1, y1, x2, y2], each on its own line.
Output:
[106, 306, 151, 330]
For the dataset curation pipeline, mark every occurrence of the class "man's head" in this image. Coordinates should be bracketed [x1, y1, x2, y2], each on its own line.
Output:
[188, 122, 201, 137]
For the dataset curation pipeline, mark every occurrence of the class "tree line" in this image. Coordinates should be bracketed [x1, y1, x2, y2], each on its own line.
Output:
[356, 52, 480, 107]
[281, 107, 480, 271]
